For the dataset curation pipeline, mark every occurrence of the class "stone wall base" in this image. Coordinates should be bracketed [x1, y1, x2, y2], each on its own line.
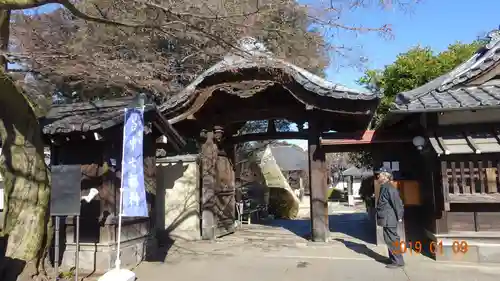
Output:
[425, 230, 500, 263]
[61, 236, 155, 274]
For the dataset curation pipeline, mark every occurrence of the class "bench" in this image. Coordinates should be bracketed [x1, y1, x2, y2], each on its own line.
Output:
[236, 200, 267, 225]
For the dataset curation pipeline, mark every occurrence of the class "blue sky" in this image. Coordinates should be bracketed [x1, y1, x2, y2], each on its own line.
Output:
[23, 1, 500, 150]
[321, 0, 500, 90]
[27, 1, 500, 90]
[288, 0, 500, 149]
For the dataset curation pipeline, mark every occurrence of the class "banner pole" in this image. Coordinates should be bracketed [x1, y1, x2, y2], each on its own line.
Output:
[99, 105, 145, 281]
[115, 108, 128, 270]
[54, 216, 60, 281]
[75, 215, 80, 281]
[115, 187, 124, 270]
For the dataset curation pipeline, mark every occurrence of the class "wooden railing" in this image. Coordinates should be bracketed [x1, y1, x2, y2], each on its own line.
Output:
[441, 159, 500, 206]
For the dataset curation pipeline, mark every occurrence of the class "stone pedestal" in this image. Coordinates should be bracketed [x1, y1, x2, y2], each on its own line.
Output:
[61, 217, 151, 273]
[427, 230, 500, 264]
[62, 236, 153, 274]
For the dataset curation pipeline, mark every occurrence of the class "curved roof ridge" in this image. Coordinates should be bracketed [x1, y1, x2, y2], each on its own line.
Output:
[443, 52, 483, 83]
[394, 29, 500, 107]
[159, 37, 378, 113]
[231, 37, 374, 96]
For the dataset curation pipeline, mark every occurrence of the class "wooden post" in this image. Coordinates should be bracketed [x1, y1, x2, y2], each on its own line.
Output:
[435, 211, 449, 234]
[200, 130, 218, 240]
[214, 126, 236, 236]
[440, 161, 450, 211]
[308, 121, 328, 242]
[485, 167, 498, 193]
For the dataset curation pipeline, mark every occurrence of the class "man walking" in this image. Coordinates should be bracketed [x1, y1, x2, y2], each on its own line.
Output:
[375, 167, 405, 268]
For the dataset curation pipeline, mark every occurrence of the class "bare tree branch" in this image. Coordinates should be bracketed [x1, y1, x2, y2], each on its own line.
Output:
[8, 0, 417, 102]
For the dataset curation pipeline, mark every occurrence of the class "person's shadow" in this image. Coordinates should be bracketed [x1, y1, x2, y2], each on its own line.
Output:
[334, 238, 389, 265]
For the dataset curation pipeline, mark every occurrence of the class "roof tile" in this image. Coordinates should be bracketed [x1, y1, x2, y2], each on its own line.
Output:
[160, 37, 378, 113]
[395, 85, 500, 111]
[393, 29, 500, 112]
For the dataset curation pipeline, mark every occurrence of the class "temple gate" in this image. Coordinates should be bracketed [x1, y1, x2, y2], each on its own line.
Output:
[160, 37, 380, 242]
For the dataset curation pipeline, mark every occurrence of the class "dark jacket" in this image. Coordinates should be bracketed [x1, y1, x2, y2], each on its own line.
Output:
[359, 175, 375, 207]
[376, 182, 404, 227]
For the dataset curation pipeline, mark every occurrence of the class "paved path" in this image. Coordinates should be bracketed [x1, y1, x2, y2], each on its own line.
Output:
[134, 202, 500, 281]
[135, 237, 500, 281]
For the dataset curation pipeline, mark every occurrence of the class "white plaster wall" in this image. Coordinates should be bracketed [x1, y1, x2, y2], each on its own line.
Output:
[156, 155, 201, 241]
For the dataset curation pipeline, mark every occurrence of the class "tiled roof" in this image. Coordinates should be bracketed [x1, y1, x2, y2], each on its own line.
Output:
[159, 37, 378, 115]
[250, 144, 308, 171]
[393, 29, 500, 112]
[395, 84, 500, 111]
[41, 97, 156, 135]
[42, 98, 187, 150]
[269, 145, 307, 171]
[342, 166, 373, 177]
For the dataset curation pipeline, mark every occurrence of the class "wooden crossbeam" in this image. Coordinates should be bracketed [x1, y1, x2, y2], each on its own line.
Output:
[436, 136, 450, 155]
[464, 132, 481, 154]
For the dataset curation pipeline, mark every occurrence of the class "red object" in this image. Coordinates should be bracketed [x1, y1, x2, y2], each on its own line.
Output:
[321, 130, 410, 146]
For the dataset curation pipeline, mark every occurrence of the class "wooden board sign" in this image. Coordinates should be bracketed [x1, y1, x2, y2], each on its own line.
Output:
[374, 180, 421, 206]
[485, 168, 498, 194]
[401, 180, 421, 206]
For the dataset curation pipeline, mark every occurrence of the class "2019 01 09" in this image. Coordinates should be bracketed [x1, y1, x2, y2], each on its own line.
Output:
[391, 240, 469, 255]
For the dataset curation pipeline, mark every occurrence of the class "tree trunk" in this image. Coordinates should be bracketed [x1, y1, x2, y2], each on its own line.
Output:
[0, 9, 52, 281]
[0, 68, 52, 281]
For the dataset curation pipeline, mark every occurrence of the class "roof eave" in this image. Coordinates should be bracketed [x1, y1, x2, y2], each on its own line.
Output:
[160, 37, 378, 117]
[394, 30, 500, 107]
[42, 102, 157, 136]
[391, 103, 500, 114]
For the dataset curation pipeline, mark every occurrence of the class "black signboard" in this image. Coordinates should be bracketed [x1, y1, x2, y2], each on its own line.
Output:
[50, 165, 82, 216]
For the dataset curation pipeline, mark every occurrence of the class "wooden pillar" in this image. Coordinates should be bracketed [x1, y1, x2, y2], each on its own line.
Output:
[214, 126, 236, 236]
[436, 160, 449, 234]
[308, 121, 329, 242]
[200, 129, 218, 240]
[143, 133, 157, 229]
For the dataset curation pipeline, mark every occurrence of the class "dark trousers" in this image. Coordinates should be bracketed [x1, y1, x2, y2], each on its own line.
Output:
[383, 226, 404, 265]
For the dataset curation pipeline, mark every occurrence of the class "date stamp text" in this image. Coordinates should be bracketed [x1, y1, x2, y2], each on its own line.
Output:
[391, 240, 468, 255]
